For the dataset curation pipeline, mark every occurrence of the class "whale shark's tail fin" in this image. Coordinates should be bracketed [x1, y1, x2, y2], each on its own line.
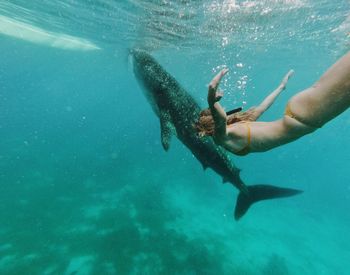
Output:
[234, 185, 303, 220]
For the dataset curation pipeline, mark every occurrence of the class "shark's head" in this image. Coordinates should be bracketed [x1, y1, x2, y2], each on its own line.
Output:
[131, 49, 164, 115]
[130, 48, 152, 65]
[130, 49, 155, 80]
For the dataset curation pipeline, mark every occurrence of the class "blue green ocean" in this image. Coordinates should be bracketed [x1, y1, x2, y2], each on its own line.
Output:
[0, 1, 349, 274]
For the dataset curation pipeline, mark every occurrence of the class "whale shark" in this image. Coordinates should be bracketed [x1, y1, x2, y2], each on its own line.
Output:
[131, 49, 302, 220]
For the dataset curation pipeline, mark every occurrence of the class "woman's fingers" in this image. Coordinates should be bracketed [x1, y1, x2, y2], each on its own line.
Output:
[281, 69, 294, 86]
[220, 68, 229, 76]
[284, 69, 294, 81]
[286, 69, 294, 79]
[209, 68, 229, 91]
[208, 67, 228, 105]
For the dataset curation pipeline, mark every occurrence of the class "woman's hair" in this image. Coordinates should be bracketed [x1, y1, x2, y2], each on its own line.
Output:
[194, 107, 258, 137]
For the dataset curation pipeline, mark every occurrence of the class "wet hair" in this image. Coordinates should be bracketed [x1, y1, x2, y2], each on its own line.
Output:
[194, 107, 258, 137]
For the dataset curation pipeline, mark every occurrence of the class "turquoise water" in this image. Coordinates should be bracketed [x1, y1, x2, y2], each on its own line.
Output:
[0, 1, 350, 274]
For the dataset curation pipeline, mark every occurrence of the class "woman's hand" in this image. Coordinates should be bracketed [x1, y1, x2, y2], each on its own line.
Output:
[281, 69, 294, 88]
[208, 68, 229, 106]
[206, 68, 229, 138]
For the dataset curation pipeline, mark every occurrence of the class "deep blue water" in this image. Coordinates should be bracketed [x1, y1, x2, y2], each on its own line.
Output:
[0, 1, 350, 274]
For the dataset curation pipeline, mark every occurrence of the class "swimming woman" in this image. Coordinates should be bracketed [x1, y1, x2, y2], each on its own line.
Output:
[196, 51, 350, 155]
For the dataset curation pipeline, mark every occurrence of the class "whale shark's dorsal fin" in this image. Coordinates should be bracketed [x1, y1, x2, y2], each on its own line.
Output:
[160, 110, 174, 151]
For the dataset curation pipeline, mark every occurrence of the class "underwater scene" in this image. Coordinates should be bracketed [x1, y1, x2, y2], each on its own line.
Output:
[0, 0, 350, 274]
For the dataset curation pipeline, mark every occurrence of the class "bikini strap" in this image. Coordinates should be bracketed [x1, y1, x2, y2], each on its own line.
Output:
[285, 102, 296, 118]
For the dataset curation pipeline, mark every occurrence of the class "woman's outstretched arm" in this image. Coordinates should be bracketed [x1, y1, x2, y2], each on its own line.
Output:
[253, 70, 294, 119]
[207, 68, 229, 138]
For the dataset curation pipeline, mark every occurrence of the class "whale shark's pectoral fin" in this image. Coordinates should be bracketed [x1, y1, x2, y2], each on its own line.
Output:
[160, 110, 174, 151]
